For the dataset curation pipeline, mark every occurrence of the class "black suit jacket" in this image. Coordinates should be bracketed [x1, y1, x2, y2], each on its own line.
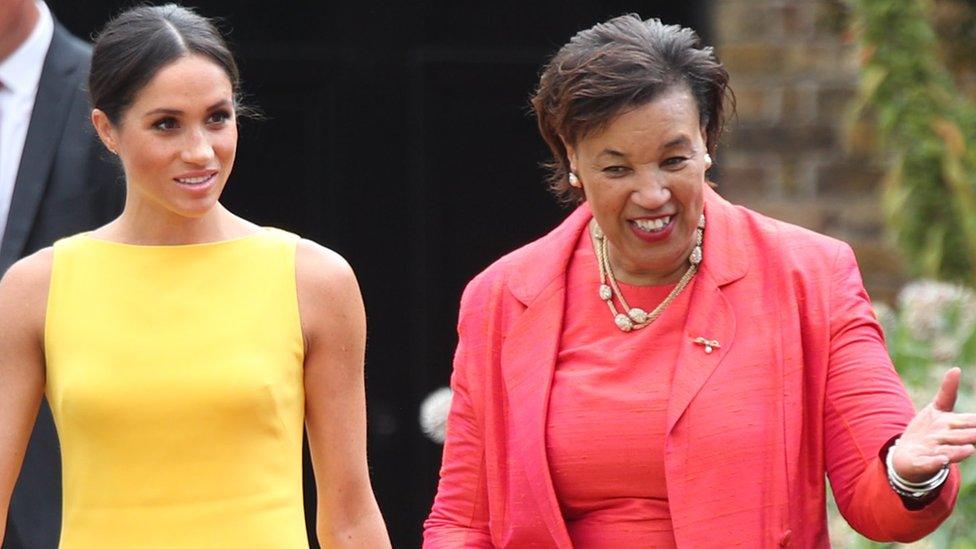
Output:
[1, 22, 123, 549]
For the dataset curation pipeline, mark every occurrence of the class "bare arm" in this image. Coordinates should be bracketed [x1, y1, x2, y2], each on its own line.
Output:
[0, 250, 51, 542]
[295, 240, 390, 548]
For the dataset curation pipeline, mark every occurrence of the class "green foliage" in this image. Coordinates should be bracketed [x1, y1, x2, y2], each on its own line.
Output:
[846, 0, 976, 284]
[832, 0, 976, 544]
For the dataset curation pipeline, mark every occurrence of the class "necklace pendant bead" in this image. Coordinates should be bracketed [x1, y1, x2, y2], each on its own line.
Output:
[627, 307, 648, 323]
[599, 284, 613, 301]
[614, 313, 634, 332]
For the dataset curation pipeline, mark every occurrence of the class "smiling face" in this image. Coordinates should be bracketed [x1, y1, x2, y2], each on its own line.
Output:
[565, 86, 711, 285]
[92, 54, 237, 223]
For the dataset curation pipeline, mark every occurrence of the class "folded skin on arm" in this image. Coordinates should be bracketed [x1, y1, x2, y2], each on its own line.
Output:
[0, 250, 51, 543]
[296, 240, 391, 548]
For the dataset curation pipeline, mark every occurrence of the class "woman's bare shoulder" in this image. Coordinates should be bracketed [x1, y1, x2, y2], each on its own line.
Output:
[294, 239, 358, 294]
[0, 248, 55, 328]
[0, 248, 54, 294]
[293, 239, 364, 353]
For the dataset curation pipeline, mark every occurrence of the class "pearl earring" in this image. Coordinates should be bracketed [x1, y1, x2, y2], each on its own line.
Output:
[704, 153, 713, 165]
[568, 172, 580, 187]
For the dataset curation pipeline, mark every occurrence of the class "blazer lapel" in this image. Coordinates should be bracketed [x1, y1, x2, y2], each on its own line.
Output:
[1, 25, 79, 262]
[500, 279, 571, 547]
[666, 269, 736, 433]
[497, 204, 591, 548]
[667, 185, 749, 433]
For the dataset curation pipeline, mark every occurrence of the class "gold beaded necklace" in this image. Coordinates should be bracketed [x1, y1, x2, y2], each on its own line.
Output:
[592, 214, 704, 332]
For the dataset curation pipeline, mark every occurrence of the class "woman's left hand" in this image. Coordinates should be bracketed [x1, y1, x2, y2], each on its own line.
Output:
[892, 367, 976, 483]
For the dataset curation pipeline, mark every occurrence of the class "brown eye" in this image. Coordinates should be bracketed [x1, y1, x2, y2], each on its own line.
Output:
[602, 166, 630, 176]
[207, 110, 232, 125]
[662, 156, 689, 167]
[152, 117, 178, 131]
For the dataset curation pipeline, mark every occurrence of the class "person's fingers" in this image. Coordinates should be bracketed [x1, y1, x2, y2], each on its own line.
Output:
[933, 444, 976, 464]
[932, 428, 976, 445]
[946, 413, 976, 429]
[952, 444, 976, 463]
[933, 367, 962, 412]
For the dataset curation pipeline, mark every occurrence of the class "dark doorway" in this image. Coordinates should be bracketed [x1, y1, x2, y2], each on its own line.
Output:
[50, 1, 707, 545]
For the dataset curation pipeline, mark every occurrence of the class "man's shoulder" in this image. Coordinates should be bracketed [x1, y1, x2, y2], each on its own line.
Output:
[45, 21, 93, 74]
[56, 23, 91, 54]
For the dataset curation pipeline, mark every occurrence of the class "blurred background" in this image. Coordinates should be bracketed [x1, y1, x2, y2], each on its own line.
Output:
[46, 0, 976, 546]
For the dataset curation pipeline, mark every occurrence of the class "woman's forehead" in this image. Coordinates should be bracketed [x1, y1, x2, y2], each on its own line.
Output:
[130, 55, 233, 112]
[581, 90, 702, 151]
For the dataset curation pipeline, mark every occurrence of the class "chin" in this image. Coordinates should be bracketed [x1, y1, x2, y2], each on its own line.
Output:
[171, 200, 220, 219]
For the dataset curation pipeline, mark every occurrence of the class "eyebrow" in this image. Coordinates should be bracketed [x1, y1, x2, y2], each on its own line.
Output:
[596, 149, 627, 159]
[661, 135, 692, 150]
[143, 99, 233, 118]
[595, 136, 692, 159]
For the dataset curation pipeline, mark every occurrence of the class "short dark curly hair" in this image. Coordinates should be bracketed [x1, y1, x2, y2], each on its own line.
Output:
[531, 14, 733, 205]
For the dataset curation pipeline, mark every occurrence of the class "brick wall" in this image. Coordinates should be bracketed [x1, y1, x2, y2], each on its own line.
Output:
[711, 0, 904, 302]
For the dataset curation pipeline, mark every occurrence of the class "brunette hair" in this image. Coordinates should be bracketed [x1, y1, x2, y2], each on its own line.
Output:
[89, 3, 246, 124]
[531, 14, 733, 205]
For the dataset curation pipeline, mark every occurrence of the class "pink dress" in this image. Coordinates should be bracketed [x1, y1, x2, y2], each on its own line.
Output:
[546, 230, 693, 547]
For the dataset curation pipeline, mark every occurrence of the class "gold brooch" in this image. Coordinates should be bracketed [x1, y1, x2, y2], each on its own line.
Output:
[692, 337, 721, 354]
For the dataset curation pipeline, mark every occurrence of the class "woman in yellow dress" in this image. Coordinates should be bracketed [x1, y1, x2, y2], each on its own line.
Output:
[0, 4, 390, 547]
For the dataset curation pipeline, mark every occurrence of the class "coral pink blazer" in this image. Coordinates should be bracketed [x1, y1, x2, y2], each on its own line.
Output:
[424, 185, 959, 547]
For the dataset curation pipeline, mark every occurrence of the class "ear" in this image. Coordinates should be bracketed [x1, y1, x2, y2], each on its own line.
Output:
[91, 108, 119, 155]
[700, 126, 712, 169]
[563, 140, 579, 175]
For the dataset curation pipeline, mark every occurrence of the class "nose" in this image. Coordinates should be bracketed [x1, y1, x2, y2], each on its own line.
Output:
[631, 172, 670, 210]
[180, 127, 215, 165]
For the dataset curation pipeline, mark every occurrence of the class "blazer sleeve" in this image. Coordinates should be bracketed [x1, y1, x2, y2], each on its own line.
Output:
[423, 283, 493, 547]
[823, 243, 959, 542]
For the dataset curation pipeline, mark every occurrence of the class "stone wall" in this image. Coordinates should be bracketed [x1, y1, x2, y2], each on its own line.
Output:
[711, 0, 904, 302]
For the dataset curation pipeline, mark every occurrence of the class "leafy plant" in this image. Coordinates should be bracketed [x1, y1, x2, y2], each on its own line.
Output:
[829, 0, 976, 544]
[845, 0, 976, 283]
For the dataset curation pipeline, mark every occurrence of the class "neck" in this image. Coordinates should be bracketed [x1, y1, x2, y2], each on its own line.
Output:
[101, 201, 247, 245]
[588, 219, 697, 286]
[0, 1, 39, 63]
[610, 250, 691, 286]
[590, 221, 696, 286]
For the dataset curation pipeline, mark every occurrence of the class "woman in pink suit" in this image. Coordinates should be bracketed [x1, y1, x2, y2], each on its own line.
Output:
[424, 14, 976, 548]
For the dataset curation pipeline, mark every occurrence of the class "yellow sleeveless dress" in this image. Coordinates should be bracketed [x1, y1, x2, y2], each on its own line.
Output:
[44, 229, 308, 548]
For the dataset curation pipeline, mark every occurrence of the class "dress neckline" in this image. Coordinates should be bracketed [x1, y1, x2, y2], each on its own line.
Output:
[79, 228, 271, 250]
